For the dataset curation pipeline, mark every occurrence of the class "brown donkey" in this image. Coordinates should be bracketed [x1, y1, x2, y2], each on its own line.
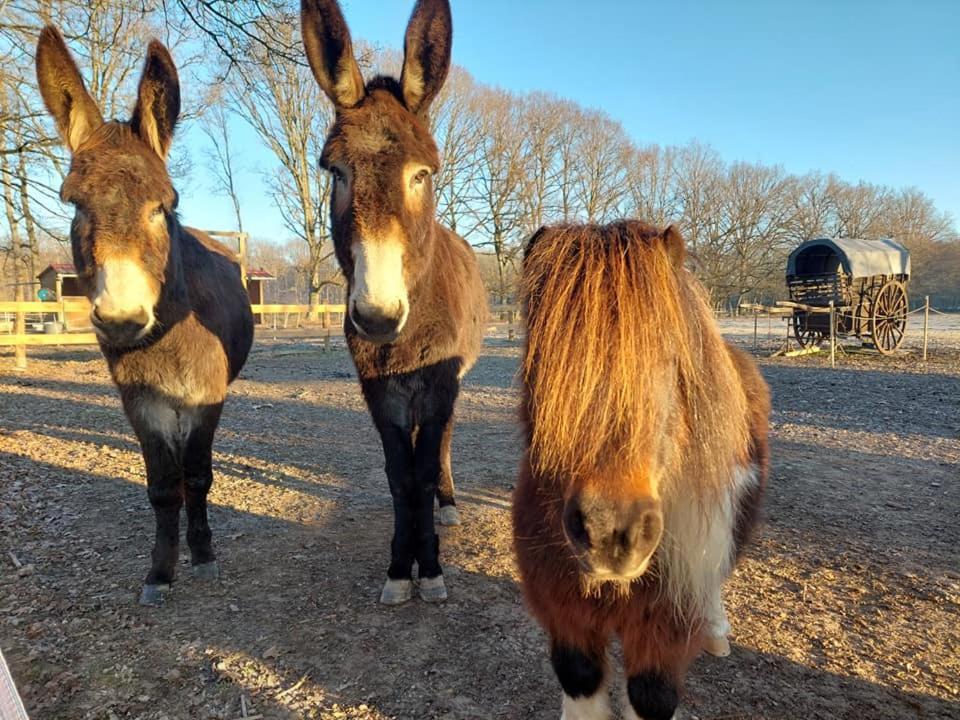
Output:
[35, 28, 254, 606]
[301, 0, 487, 604]
[514, 221, 770, 719]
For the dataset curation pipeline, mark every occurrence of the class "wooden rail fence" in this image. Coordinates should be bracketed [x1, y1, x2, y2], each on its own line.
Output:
[1, 299, 523, 369]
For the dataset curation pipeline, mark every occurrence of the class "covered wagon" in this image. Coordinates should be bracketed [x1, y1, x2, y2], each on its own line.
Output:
[786, 237, 911, 354]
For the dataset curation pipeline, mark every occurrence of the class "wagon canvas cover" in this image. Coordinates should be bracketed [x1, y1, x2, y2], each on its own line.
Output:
[787, 238, 911, 279]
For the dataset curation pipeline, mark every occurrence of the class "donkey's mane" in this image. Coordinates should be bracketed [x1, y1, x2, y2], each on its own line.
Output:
[521, 220, 749, 502]
[365, 75, 404, 99]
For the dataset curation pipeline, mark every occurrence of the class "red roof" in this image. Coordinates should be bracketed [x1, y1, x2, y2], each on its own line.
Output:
[39, 263, 78, 277]
[38, 263, 275, 281]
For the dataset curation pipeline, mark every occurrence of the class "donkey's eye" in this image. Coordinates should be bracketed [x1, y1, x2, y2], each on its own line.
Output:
[412, 169, 430, 187]
[150, 205, 164, 220]
[330, 166, 346, 184]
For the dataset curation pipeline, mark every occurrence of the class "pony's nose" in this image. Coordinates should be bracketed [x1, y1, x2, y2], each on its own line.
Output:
[351, 300, 404, 340]
[562, 493, 663, 578]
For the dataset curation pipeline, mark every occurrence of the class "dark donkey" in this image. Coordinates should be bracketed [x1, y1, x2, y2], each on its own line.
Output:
[35, 28, 254, 606]
[302, 0, 487, 604]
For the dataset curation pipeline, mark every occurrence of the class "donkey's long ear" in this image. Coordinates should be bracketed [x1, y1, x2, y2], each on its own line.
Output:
[35, 26, 103, 153]
[130, 40, 180, 160]
[301, 0, 365, 108]
[400, 0, 452, 116]
[661, 225, 687, 269]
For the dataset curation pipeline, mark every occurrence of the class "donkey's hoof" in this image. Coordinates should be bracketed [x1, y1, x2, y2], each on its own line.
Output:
[192, 561, 220, 581]
[379, 578, 413, 605]
[139, 583, 170, 607]
[419, 575, 447, 603]
[703, 634, 731, 657]
[438, 505, 461, 526]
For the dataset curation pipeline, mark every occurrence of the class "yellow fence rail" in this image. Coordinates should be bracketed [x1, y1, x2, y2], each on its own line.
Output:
[0, 333, 98, 347]
[2, 300, 523, 369]
[249, 303, 345, 315]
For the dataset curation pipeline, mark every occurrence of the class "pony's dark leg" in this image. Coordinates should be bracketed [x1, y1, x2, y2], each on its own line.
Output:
[623, 671, 678, 720]
[411, 418, 448, 601]
[183, 404, 222, 579]
[139, 433, 184, 606]
[435, 417, 460, 526]
[379, 423, 416, 605]
[550, 636, 610, 719]
[620, 619, 692, 720]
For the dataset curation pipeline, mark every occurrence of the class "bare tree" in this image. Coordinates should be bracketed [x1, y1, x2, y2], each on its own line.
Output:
[828, 178, 888, 239]
[515, 92, 564, 234]
[226, 17, 339, 310]
[624, 144, 679, 228]
[673, 141, 726, 259]
[431, 66, 483, 237]
[570, 110, 631, 222]
[468, 88, 528, 302]
[200, 96, 244, 233]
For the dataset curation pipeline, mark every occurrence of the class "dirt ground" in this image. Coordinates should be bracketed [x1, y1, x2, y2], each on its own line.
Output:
[0, 315, 958, 720]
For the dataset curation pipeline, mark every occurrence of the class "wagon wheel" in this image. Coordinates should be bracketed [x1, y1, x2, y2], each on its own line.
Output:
[794, 316, 825, 348]
[870, 280, 908, 354]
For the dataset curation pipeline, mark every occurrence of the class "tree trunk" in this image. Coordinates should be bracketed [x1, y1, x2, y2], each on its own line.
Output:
[16, 149, 39, 285]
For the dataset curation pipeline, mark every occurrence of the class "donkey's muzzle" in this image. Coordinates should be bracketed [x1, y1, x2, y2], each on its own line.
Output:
[91, 306, 150, 346]
[562, 493, 663, 580]
[351, 300, 406, 343]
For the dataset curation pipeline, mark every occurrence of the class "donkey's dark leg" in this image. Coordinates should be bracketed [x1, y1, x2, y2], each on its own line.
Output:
[139, 433, 184, 606]
[435, 417, 460, 526]
[411, 418, 448, 601]
[184, 404, 222, 579]
[550, 637, 610, 719]
[379, 423, 416, 604]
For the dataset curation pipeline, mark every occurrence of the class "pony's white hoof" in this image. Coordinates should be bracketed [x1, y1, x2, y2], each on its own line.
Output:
[139, 583, 170, 607]
[419, 575, 447, 602]
[438, 505, 461, 526]
[192, 561, 220, 581]
[703, 633, 731, 657]
[379, 578, 413, 605]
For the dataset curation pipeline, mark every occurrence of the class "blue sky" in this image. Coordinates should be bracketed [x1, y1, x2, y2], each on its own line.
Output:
[179, 0, 960, 241]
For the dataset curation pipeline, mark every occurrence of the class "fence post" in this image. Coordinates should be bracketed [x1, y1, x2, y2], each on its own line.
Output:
[829, 301, 836, 369]
[14, 306, 26, 371]
[923, 295, 929, 362]
[753, 312, 758, 351]
[238, 233, 248, 289]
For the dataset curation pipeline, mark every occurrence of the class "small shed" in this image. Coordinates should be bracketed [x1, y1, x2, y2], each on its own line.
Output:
[38, 263, 83, 299]
[246, 268, 275, 323]
[37, 263, 88, 329]
[37, 263, 276, 325]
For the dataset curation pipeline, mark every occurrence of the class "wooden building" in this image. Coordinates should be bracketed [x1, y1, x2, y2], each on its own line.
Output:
[36, 263, 275, 326]
[246, 268, 275, 323]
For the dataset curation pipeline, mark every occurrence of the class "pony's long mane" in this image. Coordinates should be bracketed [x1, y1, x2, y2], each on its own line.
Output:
[521, 220, 750, 504]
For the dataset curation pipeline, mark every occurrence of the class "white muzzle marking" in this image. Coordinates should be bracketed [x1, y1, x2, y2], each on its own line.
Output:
[92, 258, 157, 337]
[349, 239, 409, 338]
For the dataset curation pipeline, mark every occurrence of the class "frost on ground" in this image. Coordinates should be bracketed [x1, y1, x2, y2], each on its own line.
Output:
[0, 319, 957, 719]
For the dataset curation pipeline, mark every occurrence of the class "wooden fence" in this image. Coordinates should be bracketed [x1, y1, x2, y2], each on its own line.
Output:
[0, 299, 523, 369]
